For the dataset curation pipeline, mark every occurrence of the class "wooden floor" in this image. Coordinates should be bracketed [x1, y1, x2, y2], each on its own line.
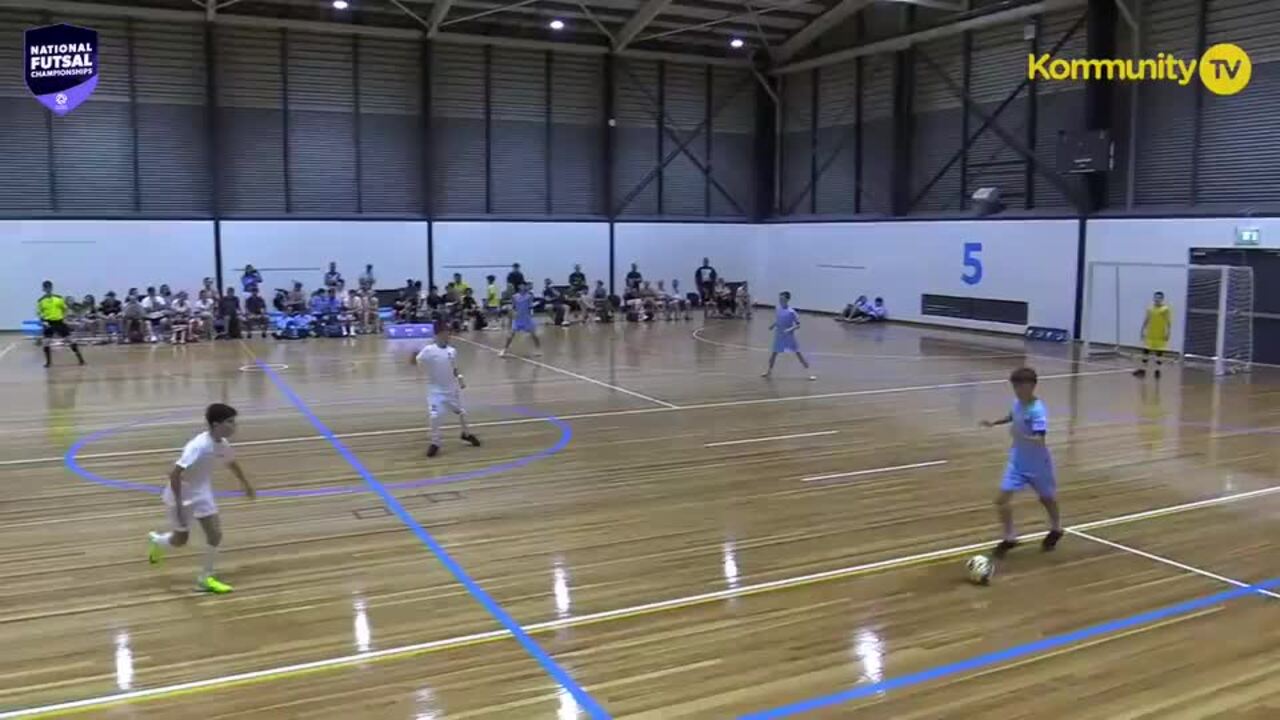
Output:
[2, 317, 1280, 719]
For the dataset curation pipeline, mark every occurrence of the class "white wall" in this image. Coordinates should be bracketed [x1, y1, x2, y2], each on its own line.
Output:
[221, 221, 428, 293]
[433, 221, 609, 291]
[1085, 217, 1280, 352]
[0, 220, 215, 330]
[614, 223, 763, 296]
[763, 221, 1079, 334]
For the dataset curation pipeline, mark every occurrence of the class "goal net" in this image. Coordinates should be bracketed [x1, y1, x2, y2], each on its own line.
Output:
[1081, 262, 1254, 375]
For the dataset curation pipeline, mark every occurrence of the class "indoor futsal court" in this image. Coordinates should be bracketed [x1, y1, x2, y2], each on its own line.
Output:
[4, 319, 1280, 718]
[5, 0, 1280, 716]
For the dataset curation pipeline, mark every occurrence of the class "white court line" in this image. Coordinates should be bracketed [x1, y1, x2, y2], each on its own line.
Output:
[0, 342, 16, 362]
[1068, 529, 1280, 600]
[452, 335, 680, 409]
[691, 326, 1120, 368]
[704, 430, 838, 448]
[801, 459, 948, 483]
[0, 367, 1131, 468]
[4, 480, 1279, 719]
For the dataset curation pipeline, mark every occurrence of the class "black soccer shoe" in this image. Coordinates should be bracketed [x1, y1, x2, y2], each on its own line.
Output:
[992, 539, 1019, 560]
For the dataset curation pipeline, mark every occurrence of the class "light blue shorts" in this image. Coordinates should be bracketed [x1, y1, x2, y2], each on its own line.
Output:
[1000, 463, 1057, 499]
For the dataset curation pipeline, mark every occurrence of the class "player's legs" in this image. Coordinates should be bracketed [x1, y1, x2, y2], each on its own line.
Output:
[1134, 348, 1151, 377]
[994, 490, 1017, 555]
[1029, 471, 1063, 549]
[762, 352, 778, 378]
[993, 466, 1025, 557]
[427, 395, 445, 456]
[794, 352, 816, 381]
[54, 322, 84, 365]
[148, 503, 192, 564]
[451, 399, 481, 447]
[196, 514, 232, 593]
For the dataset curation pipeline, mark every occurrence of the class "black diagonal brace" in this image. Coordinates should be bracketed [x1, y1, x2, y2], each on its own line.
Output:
[780, 63, 885, 216]
[915, 47, 1086, 215]
[910, 11, 1086, 212]
[613, 62, 753, 217]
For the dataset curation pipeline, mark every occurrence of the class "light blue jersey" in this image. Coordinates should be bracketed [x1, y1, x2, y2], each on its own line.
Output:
[773, 306, 799, 353]
[512, 292, 535, 333]
[1001, 397, 1055, 497]
[514, 292, 533, 320]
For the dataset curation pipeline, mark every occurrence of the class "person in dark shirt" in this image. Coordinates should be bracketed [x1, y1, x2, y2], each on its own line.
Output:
[245, 287, 269, 338]
[461, 288, 485, 330]
[324, 261, 344, 291]
[98, 291, 123, 342]
[99, 291, 122, 316]
[241, 265, 263, 293]
[540, 278, 561, 312]
[695, 257, 718, 304]
[506, 263, 526, 291]
[286, 282, 307, 314]
[591, 280, 612, 323]
[569, 264, 587, 294]
[219, 287, 242, 339]
[567, 265, 590, 322]
[625, 263, 643, 292]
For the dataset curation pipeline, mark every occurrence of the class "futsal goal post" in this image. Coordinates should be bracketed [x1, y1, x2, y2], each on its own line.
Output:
[1081, 262, 1254, 376]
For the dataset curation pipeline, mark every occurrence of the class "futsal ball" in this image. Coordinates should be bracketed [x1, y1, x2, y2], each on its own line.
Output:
[966, 555, 994, 585]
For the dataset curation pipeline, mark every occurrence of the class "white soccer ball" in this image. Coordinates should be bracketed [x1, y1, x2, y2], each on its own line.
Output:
[966, 554, 994, 585]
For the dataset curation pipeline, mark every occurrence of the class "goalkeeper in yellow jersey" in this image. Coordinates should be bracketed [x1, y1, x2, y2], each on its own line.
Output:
[1134, 291, 1171, 379]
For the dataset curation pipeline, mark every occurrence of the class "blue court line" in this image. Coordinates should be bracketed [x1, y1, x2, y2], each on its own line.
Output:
[739, 576, 1280, 719]
[256, 360, 611, 719]
[63, 405, 572, 498]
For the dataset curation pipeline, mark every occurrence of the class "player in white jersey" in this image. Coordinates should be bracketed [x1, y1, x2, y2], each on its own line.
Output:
[146, 403, 255, 594]
[414, 323, 483, 457]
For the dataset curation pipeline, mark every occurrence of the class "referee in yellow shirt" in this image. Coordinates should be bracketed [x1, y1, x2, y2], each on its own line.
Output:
[1134, 290, 1170, 379]
[37, 280, 86, 368]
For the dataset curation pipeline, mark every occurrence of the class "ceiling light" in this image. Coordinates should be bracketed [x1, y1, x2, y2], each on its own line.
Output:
[729, 37, 745, 49]
[549, 19, 565, 30]
[332, 0, 349, 8]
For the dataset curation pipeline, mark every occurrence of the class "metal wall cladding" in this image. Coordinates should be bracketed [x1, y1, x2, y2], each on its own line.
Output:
[431, 43, 486, 216]
[613, 58, 660, 216]
[551, 52, 605, 216]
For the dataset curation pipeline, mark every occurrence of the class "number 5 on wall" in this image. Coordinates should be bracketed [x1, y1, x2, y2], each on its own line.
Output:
[962, 242, 983, 285]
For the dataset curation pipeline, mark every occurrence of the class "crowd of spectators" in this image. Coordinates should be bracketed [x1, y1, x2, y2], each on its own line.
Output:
[44, 257, 758, 344]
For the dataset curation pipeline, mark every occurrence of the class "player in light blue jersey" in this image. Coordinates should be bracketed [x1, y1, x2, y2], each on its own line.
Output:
[762, 291, 815, 381]
[980, 367, 1063, 559]
[500, 283, 542, 357]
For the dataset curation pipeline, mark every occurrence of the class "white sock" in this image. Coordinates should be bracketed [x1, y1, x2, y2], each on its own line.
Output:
[202, 545, 219, 578]
[151, 531, 173, 548]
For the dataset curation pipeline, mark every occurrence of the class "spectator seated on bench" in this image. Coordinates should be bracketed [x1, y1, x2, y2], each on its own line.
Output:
[837, 295, 872, 323]
[838, 296, 887, 323]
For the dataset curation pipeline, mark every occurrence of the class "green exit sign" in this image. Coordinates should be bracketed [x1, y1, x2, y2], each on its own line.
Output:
[1236, 227, 1261, 246]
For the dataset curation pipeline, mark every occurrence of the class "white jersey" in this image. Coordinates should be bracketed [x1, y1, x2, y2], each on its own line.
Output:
[163, 431, 234, 510]
[416, 343, 460, 394]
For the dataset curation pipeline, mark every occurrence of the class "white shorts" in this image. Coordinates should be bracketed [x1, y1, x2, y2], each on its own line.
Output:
[429, 392, 465, 418]
[165, 496, 218, 532]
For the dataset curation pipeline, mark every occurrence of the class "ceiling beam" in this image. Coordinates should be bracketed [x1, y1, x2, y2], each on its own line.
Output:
[614, 0, 675, 50]
[774, 0, 1085, 73]
[885, 0, 966, 11]
[427, 0, 457, 36]
[773, 0, 874, 63]
[0, 0, 750, 65]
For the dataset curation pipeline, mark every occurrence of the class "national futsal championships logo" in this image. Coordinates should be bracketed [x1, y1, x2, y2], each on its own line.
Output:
[1028, 43, 1251, 96]
[24, 23, 99, 115]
